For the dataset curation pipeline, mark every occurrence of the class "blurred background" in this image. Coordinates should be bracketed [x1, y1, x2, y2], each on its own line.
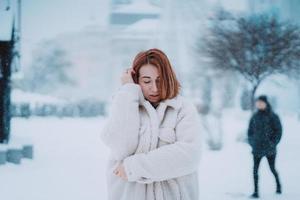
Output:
[0, 0, 300, 199]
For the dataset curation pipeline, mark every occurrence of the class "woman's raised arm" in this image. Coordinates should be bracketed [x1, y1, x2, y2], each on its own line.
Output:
[100, 83, 142, 161]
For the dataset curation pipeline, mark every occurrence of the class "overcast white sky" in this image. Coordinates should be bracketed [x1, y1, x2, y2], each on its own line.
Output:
[2, 0, 250, 67]
[16, 0, 109, 66]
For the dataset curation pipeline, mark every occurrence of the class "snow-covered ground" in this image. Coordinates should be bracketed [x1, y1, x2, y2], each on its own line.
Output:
[0, 110, 299, 200]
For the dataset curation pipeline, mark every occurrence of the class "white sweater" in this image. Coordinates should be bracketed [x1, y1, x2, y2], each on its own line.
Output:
[101, 83, 202, 200]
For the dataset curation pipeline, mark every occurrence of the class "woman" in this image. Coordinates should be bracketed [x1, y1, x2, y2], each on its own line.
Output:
[248, 95, 282, 198]
[101, 48, 201, 200]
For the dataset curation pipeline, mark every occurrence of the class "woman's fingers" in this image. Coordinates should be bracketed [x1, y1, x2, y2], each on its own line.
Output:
[121, 67, 135, 85]
[113, 164, 128, 180]
[114, 169, 120, 176]
[125, 68, 135, 74]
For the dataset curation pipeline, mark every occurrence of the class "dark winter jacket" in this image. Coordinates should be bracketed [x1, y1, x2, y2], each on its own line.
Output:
[247, 104, 282, 156]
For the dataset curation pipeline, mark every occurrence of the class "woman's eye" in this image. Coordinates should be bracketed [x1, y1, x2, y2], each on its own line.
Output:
[144, 81, 150, 84]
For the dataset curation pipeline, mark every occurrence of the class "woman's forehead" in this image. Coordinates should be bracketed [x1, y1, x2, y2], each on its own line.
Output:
[139, 64, 159, 77]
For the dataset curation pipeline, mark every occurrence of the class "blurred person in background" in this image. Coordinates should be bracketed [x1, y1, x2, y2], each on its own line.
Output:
[248, 95, 282, 198]
[101, 49, 201, 200]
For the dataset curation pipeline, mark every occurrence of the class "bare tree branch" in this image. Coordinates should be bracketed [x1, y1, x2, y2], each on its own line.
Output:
[198, 12, 300, 109]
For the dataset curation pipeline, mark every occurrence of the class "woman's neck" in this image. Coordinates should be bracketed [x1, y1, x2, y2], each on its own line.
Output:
[151, 102, 159, 109]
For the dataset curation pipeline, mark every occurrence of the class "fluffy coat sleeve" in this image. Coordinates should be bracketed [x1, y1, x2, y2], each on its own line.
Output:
[100, 83, 142, 161]
[123, 100, 202, 184]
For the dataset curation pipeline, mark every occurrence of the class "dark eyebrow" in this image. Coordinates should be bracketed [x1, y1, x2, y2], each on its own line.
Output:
[141, 76, 160, 79]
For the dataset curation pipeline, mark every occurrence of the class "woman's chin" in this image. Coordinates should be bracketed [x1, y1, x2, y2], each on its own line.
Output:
[146, 97, 160, 104]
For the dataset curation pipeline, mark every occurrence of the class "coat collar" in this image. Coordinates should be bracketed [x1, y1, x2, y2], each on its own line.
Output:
[141, 95, 183, 128]
[160, 96, 182, 110]
[139, 95, 182, 110]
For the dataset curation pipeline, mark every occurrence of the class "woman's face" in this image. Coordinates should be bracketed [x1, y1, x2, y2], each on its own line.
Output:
[138, 64, 161, 104]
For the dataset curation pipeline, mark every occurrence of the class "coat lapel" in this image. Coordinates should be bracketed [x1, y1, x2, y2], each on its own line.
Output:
[140, 96, 182, 151]
[142, 101, 160, 150]
[157, 103, 167, 126]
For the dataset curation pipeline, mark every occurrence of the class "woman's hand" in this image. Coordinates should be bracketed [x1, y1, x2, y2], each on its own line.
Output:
[113, 163, 128, 181]
[121, 68, 136, 85]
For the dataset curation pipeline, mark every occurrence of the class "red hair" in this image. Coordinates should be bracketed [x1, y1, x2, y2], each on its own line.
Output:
[132, 48, 181, 100]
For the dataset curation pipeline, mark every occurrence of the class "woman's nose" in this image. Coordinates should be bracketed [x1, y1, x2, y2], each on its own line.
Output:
[151, 83, 158, 92]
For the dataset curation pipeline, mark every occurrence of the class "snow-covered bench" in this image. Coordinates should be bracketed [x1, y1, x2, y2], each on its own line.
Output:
[6, 142, 23, 164]
[0, 138, 34, 165]
[0, 144, 8, 165]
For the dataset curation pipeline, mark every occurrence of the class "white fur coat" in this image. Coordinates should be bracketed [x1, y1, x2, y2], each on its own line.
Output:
[101, 83, 202, 200]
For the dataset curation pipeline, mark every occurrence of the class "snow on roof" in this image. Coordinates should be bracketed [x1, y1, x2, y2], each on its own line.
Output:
[123, 18, 159, 32]
[0, 10, 14, 41]
[11, 89, 66, 105]
[114, 18, 161, 39]
[113, 0, 160, 15]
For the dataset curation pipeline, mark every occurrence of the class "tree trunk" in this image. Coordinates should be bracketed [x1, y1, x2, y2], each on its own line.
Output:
[250, 84, 259, 112]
